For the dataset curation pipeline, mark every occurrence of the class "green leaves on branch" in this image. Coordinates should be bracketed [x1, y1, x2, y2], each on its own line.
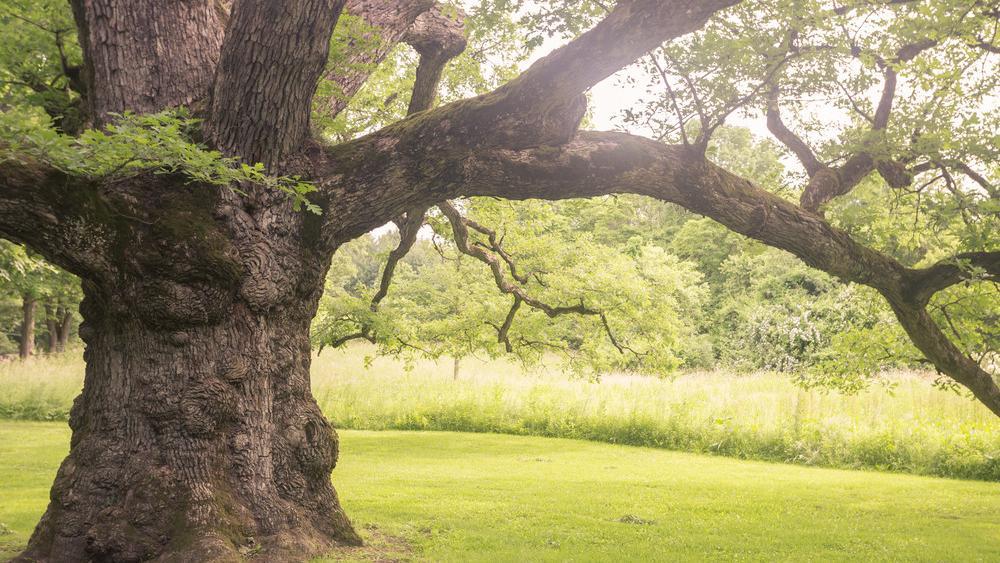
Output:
[0, 107, 321, 213]
[315, 197, 711, 378]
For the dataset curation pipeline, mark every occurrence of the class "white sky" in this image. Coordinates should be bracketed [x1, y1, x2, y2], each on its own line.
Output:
[588, 67, 773, 138]
[521, 29, 775, 142]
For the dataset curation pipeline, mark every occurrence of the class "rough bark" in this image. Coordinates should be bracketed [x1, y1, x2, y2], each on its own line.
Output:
[207, 0, 346, 167]
[14, 173, 361, 562]
[68, 0, 226, 124]
[317, 0, 740, 244]
[0, 158, 114, 283]
[19, 289, 357, 562]
[19, 294, 36, 359]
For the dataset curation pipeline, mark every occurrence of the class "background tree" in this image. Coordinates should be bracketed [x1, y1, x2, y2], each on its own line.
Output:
[0, 240, 80, 358]
[0, 1, 997, 562]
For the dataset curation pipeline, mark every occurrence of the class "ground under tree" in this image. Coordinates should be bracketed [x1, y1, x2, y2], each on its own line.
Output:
[0, 0, 998, 561]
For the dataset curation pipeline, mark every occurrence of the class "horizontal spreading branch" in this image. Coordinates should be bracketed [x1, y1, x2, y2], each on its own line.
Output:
[318, 1, 740, 244]
[0, 158, 113, 282]
[908, 251, 1000, 303]
[315, 124, 999, 413]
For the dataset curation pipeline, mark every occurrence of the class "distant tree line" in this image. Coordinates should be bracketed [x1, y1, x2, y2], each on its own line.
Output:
[0, 241, 80, 358]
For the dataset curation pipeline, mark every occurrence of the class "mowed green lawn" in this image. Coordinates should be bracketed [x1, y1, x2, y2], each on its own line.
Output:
[1, 421, 998, 562]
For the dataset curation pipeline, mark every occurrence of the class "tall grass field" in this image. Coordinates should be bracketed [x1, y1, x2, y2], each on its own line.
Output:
[1, 346, 997, 480]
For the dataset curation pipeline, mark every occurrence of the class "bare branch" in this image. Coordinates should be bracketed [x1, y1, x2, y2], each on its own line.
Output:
[439, 201, 634, 358]
[463, 218, 528, 284]
[908, 252, 1000, 303]
[370, 206, 428, 310]
[325, 330, 376, 349]
[649, 54, 692, 146]
[766, 86, 824, 176]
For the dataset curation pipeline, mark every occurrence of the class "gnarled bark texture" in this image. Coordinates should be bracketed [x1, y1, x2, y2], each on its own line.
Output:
[13, 171, 360, 561]
[25, 299, 357, 561]
[69, 0, 226, 123]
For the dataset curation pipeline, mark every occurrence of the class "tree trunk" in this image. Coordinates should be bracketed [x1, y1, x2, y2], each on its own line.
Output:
[14, 172, 361, 561]
[453, 357, 461, 381]
[56, 306, 73, 353]
[45, 304, 59, 354]
[19, 295, 35, 359]
[17, 282, 361, 562]
[69, 0, 226, 124]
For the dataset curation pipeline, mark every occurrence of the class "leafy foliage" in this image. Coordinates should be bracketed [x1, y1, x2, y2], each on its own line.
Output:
[0, 108, 321, 213]
[0, 241, 79, 355]
[315, 198, 710, 377]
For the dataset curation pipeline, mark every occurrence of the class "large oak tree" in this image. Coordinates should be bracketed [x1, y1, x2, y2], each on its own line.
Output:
[1, 0, 997, 561]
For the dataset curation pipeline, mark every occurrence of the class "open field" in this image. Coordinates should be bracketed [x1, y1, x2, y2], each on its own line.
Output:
[1, 421, 999, 562]
[1, 347, 998, 480]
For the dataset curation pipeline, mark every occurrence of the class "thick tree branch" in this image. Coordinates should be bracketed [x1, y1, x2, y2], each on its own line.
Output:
[306, 0, 998, 413]
[208, 0, 346, 167]
[0, 158, 113, 281]
[459, 133, 911, 292]
[404, 6, 468, 115]
[501, 0, 739, 114]
[323, 0, 437, 119]
[318, 124, 1000, 413]
[766, 86, 823, 176]
[908, 252, 1000, 303]
[887, 297, 1000, 417]
[316, 0, 739, 242]
[69, 0, 225, 124]
[456, 132, 1000, 413]
[873, 39, 937, 130]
